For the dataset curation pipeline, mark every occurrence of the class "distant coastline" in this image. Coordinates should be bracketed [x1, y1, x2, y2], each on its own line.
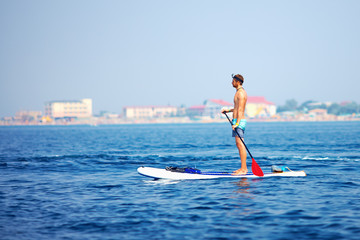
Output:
[1, 114, 359, 126]
[3, 98, 360, 126]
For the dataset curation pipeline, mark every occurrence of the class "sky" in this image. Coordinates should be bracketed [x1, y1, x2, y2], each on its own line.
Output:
[1, 0, 360, 117]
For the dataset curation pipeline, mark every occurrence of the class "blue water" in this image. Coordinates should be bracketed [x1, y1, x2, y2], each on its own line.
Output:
[1, 122, 360, 240]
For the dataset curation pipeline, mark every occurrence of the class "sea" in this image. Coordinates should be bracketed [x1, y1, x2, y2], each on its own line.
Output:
[1, 121, 360, 240]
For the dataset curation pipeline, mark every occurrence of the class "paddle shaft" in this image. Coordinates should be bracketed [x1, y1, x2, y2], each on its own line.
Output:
[223, 112, 254, 159]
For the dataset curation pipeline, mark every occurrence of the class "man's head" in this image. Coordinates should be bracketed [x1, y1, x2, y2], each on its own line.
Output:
[232, 74, 244, 87]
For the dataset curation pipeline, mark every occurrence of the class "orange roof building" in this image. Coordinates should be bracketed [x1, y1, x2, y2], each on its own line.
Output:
[203, 99, 233, 118]
[246, 96, 277, 118]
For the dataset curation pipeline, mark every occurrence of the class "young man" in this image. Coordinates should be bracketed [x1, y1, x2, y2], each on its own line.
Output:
[221, 74, 248, 175]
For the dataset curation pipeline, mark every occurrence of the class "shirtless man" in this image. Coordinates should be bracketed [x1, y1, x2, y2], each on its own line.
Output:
[222, 74, 248, 175]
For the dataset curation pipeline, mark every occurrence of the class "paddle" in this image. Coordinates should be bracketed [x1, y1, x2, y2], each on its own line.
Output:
[223, 112, 264, 177]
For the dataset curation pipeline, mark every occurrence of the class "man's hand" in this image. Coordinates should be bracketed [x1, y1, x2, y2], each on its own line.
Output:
[221, 107, 231, 114]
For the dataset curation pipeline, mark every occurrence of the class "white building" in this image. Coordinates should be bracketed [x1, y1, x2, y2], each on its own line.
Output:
[203, 99, 233, 118]
[123, 106, 178, 119]
[45, 98, 93, 119]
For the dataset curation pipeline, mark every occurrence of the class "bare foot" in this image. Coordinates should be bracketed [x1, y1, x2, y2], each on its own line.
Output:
[232, 168, 248, 175]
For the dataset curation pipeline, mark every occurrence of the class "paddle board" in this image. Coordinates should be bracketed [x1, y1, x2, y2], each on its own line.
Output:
[137, 166, 306, 180]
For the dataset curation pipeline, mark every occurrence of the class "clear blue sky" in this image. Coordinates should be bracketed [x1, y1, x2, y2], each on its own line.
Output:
[1, 0, 359, 117]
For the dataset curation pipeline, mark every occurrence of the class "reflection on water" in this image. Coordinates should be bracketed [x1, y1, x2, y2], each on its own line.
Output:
[233, 178, 251, 194]
[143, 179, 180, 185]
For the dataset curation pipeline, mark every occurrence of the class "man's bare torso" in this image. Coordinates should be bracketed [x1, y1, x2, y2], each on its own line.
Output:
[233, 87, 247, 120]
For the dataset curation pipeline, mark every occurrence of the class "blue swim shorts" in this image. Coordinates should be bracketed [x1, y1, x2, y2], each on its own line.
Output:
[232, 119, 246, 138]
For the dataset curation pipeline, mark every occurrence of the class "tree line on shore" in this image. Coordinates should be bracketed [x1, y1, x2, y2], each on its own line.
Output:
[277, 99, 360, 116]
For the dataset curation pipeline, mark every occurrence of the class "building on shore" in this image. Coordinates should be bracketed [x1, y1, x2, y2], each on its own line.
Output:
[203, 99, 233, 118]
[246, 96, 276, 118]
[186, 105, 206, 118]
[15, 111, 42, 122]
[123, 105, 178, 119]
[187, 99, 232, 119]
[44, 98, 93, 119]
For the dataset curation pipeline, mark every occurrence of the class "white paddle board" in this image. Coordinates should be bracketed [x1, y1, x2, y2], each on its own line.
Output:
[137, 166, 306, 180]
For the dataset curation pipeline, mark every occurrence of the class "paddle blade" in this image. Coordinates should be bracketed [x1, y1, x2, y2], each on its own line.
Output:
[251, 158, 264, 177]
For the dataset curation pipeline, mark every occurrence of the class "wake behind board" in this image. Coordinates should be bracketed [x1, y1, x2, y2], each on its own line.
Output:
[137, 166, 306, 180]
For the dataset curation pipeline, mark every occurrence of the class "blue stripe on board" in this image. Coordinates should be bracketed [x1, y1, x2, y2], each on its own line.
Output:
[190, 171, 273, 176]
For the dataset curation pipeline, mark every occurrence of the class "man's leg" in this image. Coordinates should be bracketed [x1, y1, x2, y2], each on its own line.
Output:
[233, 137, 248, 175]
